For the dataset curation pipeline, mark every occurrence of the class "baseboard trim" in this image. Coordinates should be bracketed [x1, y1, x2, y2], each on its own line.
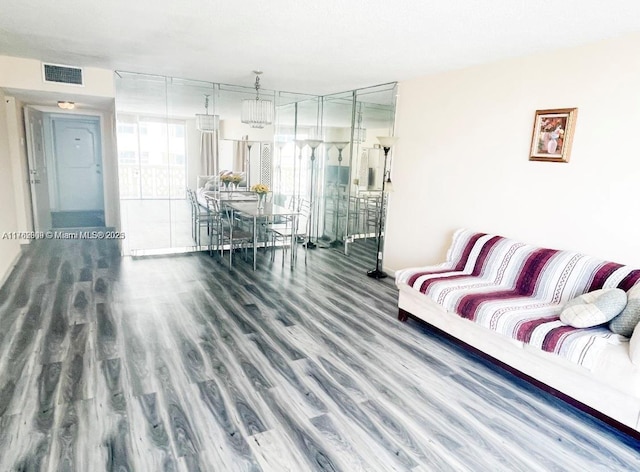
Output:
[0, 242, 28, 289]
[399, 307, 640, 443]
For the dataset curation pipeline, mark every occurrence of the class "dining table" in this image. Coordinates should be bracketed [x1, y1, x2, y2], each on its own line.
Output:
[201, 190, 257, 204]
[225, 201, 300, 270]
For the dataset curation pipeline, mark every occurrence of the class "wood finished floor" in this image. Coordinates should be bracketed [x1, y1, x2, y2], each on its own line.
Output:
[0, 238, 639, 471]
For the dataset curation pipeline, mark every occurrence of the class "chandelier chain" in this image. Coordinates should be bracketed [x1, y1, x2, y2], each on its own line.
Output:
[254, 74, 261, 100]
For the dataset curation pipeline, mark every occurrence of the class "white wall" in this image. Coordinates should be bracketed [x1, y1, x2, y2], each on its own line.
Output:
[0, 55, 119, 247]
[100, 105, 120, 229]
[386, 32, 640, 272]
[0, 90, 22, 281]
[0, 55, 115, 97]
[4, 97, 32, 234]
[27, 105, 120, 228]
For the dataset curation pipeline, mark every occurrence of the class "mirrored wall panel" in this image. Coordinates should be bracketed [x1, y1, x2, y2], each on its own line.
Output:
[320, 90, 354, 247]
[115, 71, 395, 258]
[344, 83, 397, 258]
[115, 72, 278, 255]
[315, 83, 398, 257]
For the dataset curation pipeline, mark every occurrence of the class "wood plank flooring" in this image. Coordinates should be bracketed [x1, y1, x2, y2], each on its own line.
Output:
[0, 237, 639, 471]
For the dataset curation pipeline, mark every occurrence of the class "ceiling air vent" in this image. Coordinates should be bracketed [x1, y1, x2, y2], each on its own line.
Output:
[42, 63, 84, 86]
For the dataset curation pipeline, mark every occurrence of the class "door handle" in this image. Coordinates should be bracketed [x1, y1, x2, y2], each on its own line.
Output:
[96, 170, 102, 174]
[34, 179, 41, 184]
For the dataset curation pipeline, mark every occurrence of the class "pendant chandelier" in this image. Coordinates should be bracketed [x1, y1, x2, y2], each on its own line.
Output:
[241, 71, 274, 129]
[196, 94, 219, 132]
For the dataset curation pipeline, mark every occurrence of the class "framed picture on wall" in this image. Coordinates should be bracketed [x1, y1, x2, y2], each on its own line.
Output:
[529, 108, 578, 163]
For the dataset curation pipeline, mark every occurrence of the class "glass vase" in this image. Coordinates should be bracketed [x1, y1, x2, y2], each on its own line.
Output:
[257, 193, 266, 210]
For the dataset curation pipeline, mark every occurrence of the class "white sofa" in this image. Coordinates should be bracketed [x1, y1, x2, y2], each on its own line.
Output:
[395, 229, 640, 436]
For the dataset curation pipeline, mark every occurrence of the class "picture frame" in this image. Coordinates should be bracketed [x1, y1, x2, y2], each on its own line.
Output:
[529, 108, 578, 163]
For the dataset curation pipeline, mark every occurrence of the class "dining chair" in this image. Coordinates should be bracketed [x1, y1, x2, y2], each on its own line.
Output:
[265, 198, 310, 265]
[187, 188, 213, 248]
[207, 197, 253, 266]
[364, 193, 382, 240]
[204, 195, 223, 257]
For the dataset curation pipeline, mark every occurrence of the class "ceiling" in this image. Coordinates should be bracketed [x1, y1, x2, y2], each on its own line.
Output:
[2, 1, 640, 95]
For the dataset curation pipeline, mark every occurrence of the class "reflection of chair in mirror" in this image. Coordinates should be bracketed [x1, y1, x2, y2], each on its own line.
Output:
[345, 191, 381, 239]
[206, 197, 253, 266]
[364, 193, 382, 239]
[347, 195, 362, 236]
[231, 191, 267, 242]
[187, 188, 213, 247]
[347, 194, 367, 237]
[204, 195, 223, 255]
[266, 198, 310, 265]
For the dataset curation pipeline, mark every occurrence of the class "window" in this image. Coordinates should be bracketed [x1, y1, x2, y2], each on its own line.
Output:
[118, 150, 137, 164]
[116, 117, 187, 199]
[117, 124, 135, 134]
[171, 154, 185, 166]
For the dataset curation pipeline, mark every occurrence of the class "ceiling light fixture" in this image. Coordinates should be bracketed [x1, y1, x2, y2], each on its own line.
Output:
[241, 71, 273, 129]
[196, 94, 219, 132]
[57, 101, 75, 110]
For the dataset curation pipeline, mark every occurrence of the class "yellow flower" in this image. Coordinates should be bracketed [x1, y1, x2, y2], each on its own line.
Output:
[251, 183, 269, 194]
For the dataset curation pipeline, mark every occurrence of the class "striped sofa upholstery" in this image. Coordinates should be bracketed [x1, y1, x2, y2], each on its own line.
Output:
[396, 229, 640, 369]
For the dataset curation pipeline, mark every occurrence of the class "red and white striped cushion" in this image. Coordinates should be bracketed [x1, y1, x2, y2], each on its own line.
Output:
[396, 229, 640, 368]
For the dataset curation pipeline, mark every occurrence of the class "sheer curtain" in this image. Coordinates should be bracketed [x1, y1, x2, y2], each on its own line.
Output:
[199, 130, 219, 175]
[232, 138, 248, 172]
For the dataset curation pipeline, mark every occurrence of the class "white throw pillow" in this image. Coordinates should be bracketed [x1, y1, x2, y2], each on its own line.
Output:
[560, 288, 627, 328]
[204, 178, 218, 191]
[197, 174, 215, 188]
[609, 284, 640, 337]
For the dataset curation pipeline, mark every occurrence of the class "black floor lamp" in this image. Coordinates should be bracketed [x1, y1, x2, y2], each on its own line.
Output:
[366, 136, 398, 279]
[305, 139, 323, 249]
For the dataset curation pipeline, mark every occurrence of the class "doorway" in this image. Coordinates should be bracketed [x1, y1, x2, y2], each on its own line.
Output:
[24, 109, 105, 230]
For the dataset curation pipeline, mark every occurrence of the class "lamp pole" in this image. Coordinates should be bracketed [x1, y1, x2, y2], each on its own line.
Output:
[367, 136, 398, 279]
[305, 139, 323, 249]
[245, 140, 254, 187]
[328, 142, 349, 248]
[294, 140, 305, 207]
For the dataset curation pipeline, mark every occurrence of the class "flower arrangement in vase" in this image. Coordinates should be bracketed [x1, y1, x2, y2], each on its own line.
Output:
[230, 173, 242, 188]
[251, 183, 269, 209]
[220, 173, 234, 189]
[220, 173, 242, 193]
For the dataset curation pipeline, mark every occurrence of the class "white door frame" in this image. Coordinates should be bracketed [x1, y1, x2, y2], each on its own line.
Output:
[24, 106, 52, 231]
[24, 109, 107, 228]
[46, 114, 104, 212]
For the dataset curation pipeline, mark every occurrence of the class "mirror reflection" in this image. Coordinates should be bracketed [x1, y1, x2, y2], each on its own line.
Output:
[114, 71, 395, 263]
[318, 83, 397, 261]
